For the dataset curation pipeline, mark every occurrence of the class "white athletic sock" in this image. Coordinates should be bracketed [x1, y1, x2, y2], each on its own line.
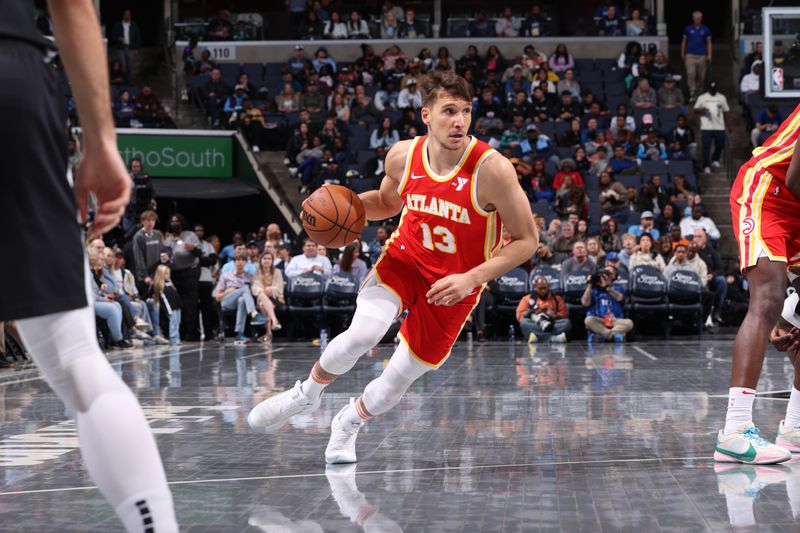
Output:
[78, 391, 178, 533]
[340, 399, 370, 427]
[785, 387, 800, 428]
[724, 387, 756, 435]
[300, 364, 333, 401]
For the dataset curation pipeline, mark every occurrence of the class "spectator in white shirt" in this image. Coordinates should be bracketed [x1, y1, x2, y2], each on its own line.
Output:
[284, 238, 333, 278]
[323, 11, 349, 39]
[693, 81, 730, 173]
[680, 204, 721, 240]
[397, 78, 423, 110]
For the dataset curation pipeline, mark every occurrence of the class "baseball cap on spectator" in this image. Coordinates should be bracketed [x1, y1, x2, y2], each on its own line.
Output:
[600, 215, 612, 225]
[247, 240, 259, 247]
[559, 158, 576, 170]
[513, 64, 523, 71]
[640, 210, 654, 219]
[642, 113, 654, 124]
[407, 78, 417, 86]
[607, 251, 619, 261]
[664, 75, 676, 83]
[294, 44, 304, 51]
[526, 124, 538, 132]
[234, 84, 245, 91]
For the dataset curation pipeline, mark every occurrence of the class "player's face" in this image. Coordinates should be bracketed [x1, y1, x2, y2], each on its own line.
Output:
[422, 93, 471, 151]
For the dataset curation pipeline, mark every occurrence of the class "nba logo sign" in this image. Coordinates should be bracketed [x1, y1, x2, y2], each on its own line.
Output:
[772, 67, 784, 91]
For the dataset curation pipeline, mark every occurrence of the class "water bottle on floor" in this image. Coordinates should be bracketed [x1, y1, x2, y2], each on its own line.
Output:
[320, 328, 329, 350]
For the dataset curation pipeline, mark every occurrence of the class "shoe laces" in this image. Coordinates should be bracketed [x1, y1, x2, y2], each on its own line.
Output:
[742, 426, 771, 447]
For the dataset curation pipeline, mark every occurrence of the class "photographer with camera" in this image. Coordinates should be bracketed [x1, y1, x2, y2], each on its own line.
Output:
[516, 276, 571, 344]
[581, 265, 633, 342]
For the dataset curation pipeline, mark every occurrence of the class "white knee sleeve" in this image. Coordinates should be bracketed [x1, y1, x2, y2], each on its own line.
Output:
[361, 342, 430, 416]
[16, 306, 130, 413]
[320, 285, 400, 375]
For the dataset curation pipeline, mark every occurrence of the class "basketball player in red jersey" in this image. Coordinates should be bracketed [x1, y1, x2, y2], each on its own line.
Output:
[248, 70, 538, 463]
[715, 104, 800, 464]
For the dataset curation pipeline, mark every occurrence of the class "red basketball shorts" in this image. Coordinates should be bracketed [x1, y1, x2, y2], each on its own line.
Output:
[370, 251, 481, 368]
[730, 164, 800, 272]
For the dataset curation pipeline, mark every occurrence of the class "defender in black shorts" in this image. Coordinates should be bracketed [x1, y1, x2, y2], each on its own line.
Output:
[0, 2, 176, 531]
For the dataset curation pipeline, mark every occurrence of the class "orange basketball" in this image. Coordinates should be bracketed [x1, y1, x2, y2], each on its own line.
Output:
[301, 184, 366, 248]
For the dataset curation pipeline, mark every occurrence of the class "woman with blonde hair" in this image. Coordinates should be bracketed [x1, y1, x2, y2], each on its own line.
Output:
[252, 251, 284, 341]
[152, 264, 183, 345]
[586, 237, 606, 265]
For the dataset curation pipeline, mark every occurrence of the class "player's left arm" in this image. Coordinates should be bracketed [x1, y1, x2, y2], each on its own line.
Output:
[785, 137, 800, 196]
[426, 154, 539, 306]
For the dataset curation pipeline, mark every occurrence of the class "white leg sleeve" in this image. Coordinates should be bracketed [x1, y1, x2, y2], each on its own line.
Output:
[319, 285, 401, 376]
[361, 342, 430, 416]
[16, 306, 177, 533]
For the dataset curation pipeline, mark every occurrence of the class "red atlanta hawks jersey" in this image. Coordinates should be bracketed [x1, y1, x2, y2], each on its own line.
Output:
[748, 103, 800, 182]
[383, 135, 502, 282]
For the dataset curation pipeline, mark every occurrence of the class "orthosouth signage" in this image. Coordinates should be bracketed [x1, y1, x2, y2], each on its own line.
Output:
[117, 133, 234, 178]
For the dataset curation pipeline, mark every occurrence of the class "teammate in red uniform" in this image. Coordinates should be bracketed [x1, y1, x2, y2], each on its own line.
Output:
[716, 105, 800, 464]
[248, 71, 538, 463]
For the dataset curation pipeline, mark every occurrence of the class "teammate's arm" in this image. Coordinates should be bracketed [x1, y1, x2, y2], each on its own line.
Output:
[357, 141, 409, 220]
[427, 154, 539, 306]
[785, 138, 800, 196]
[48, 0, 130, 236]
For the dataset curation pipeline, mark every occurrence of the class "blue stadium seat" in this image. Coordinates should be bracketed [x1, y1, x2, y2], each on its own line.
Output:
[615, 174, 642, 189]
[265, 62, 284, 76]
[357, 149, 374, 168]
[531, 201, 553, 216]
[219, 63, 241, 86]
[657, 106, 686, 131]
[350, 178, 375, 194]
[575, 58, 595, 73]
[604, 81, 627, 96]
[241, 63, 264, 85]
[580, 70, 603, 83]
[595, 59, 617, 72]
[668, 159, 694, 177]
[604, 69, 627, 82]
[641, 160, 669, 176]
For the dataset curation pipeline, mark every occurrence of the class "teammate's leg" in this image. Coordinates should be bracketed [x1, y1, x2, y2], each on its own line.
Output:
[247, 285, 400, 431]
[715, 257, 791, 464]
[726, 258, 786, 432]
[326, 341, 430, 464]
[16, 306, 177, 533]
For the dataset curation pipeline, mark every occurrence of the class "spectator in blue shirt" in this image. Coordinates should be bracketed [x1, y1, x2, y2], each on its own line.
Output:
[580, 265, 632, 342]
[751, 104, 783, 148]
[681, 10, 712, 99]
[637, 132, 668, 160]
[312, 47, 337, 73]
[628, 210, 661, 240]
[609, 144, 637, 174]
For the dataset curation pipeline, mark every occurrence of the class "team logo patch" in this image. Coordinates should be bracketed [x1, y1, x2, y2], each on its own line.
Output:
[741, 217, 755, 236]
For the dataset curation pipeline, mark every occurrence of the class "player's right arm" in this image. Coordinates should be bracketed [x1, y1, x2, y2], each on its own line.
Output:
[785, 137, 800, 196]
[48, 0, 130, 236]
[357, 140, 411, 221]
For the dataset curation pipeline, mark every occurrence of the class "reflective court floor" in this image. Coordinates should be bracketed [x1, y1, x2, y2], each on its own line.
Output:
[2, 338, 800, 532]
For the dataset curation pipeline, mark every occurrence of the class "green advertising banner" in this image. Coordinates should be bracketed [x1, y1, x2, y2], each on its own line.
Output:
[117, 133, 234, 178]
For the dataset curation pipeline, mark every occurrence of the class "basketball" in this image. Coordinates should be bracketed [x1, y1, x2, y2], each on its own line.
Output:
[301, 184, 366, 248]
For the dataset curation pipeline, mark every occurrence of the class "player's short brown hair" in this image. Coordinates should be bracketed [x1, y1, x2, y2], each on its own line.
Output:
[420, 70, 473, 108]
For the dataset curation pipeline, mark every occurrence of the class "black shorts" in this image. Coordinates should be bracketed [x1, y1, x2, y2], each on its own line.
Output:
[0, 41, 87, 320]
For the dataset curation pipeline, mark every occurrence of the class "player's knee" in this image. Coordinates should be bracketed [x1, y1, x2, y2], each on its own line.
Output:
[363, 376, 407, 415]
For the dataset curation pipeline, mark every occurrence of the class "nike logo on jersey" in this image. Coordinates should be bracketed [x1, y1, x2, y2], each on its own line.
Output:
[411, 173, 427, 180]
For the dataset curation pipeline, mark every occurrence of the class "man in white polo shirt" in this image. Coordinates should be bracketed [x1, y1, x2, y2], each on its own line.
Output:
[284, 238, 333, 279]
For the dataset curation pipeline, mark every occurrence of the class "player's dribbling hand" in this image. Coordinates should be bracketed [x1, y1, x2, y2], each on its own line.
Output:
[426, 273, 476, 306]
[75, 140, 131, 238]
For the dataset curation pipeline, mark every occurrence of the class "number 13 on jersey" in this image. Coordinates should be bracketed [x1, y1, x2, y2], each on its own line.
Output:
[420, 222, 456, 254]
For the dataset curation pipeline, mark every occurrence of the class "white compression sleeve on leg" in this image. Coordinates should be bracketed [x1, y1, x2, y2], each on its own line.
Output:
[360, 342, 430, 417]
[318, 285, 401, 376]
[782, 291, 800, 328]
[16, 306, 177, 533]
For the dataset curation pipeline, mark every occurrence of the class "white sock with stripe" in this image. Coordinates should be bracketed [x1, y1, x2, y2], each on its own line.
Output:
[724, 387, 756, 435]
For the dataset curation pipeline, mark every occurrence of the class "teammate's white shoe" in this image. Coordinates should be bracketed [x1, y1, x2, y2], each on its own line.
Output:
[714, 422, 791, 464]
[247, 380, 321, 432]
[776, 420, 800, 453]
[325, 402, 363, 464]
[551, 332, 567, 343]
